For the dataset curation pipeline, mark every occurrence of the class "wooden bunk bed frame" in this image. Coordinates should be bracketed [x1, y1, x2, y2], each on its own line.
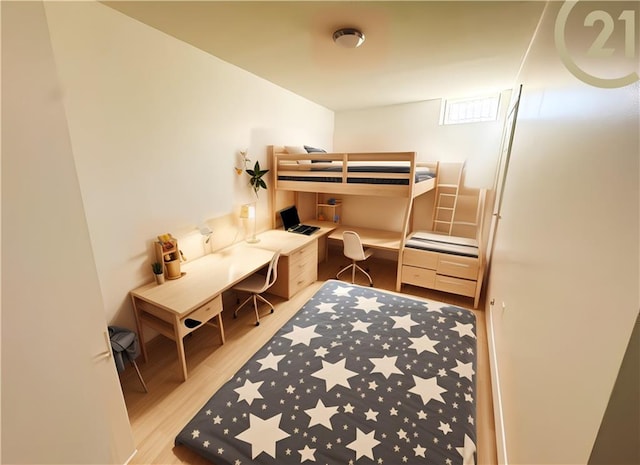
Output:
[269, 146, 437, 199]
[269, 145, 487, 308]
[269, 145, 438, 253]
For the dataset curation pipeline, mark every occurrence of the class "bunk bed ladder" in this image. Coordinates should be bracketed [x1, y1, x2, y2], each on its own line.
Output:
[431, 162, 464, 235]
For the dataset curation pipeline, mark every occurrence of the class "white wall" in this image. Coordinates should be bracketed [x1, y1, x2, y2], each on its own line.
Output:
[43, 2, 334, 329]
[2, 2, 135, 462]
[333, 92, 510, 231]
[486, 2, 639, 464]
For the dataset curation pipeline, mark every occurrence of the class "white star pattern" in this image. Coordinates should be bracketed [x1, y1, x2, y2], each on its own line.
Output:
[333, 285, 353, 297]
[256, 352, 285, 372]
[298, 444, 316, 462]
[282, 324, 322, 346]
[234, 379, 264, 405]
[408, 375, 447, 405]
[350, 320, 371, 333]
[304, 399, 340, 430]
[312, 358, 358, 391]
[370, 355, 403, 379]
[346, 428, 380, 460]
[456, 434, 477, 465]
[390, 314, 419, 332]
[413, 444, 427, 457]
[176, 281, 477, 465]
[452, 359, 475, 381]
[235, 413, 290, 459]
[408, 334, 440, 354]
[315, 302, 337, 314]
[314, 346, 329, 358]
[450, 321, 476, 339]
[365, 408, 379, 421]
[438, 422, 453, 435]
[355, 296, 384, 313]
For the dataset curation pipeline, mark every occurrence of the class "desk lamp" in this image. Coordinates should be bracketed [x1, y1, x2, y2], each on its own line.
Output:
[240, 203, 259, 243]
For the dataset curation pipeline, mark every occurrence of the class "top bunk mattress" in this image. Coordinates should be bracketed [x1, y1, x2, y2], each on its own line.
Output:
[278, 162, 435, 185]
[405, 231, 479, 258]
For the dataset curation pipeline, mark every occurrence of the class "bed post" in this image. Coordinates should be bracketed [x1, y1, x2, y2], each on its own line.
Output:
[396, 152, 418, 292]
[268, 145, 277, 229]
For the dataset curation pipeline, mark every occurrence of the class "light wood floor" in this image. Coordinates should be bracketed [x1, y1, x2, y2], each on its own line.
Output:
[120, 253, 497, 464]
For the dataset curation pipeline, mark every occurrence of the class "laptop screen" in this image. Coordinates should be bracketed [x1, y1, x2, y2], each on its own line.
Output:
[279, 205, 301, 230]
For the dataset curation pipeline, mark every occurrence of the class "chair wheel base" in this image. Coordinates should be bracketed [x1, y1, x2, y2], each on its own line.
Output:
[255, 321, 260, 326]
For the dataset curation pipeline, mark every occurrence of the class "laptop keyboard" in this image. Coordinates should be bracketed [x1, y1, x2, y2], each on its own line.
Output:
[289, 224, 319, 235]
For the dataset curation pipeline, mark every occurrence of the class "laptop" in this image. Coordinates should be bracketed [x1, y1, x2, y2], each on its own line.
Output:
[279, 205, 320, 236]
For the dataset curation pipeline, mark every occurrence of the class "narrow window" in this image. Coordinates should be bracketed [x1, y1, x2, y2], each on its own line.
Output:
[440, 94, 500, 125]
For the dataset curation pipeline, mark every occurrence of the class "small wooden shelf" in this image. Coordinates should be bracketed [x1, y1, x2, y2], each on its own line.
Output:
[316, 193, 342, 223]
[155, 239, 182, 279]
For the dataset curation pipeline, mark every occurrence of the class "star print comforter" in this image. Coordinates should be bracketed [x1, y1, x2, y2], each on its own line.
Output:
[175, 280, 477, 464]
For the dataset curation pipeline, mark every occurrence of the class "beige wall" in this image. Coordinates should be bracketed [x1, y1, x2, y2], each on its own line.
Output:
[43, 2, 334, 330]
[486, 2, 639, 463]
[333, 92, 510, 233]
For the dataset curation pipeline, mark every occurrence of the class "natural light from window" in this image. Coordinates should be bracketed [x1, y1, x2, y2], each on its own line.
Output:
[440, 94, 500, 125]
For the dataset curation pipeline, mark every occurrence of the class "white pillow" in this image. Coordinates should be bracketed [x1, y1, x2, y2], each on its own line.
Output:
[284, 146, 311, 164]
[284, 145, 307, 154]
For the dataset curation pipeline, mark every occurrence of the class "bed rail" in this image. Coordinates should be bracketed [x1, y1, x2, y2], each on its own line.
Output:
[269, 146, 437, 198]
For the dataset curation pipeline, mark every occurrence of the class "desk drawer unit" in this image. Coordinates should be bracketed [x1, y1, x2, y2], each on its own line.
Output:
[271, 242, 318, 299]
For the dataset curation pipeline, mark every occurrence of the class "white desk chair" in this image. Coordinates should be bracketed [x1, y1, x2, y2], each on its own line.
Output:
[232, 250, 280, 326]
[336, 231, 373, 286]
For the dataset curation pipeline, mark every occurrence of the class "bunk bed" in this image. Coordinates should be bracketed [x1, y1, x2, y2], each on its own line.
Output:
[397, 189, 487, 308]
[270, 146, 438, 198]
[270, 145, 487, 308]
[175, 280, 478, 465]
[269, 146, 438, 260]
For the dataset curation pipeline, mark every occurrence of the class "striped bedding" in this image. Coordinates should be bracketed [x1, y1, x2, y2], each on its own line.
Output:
[405, 231, 479, 258]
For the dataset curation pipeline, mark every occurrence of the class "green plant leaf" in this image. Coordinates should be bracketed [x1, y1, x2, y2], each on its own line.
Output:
[246, 160, 269, 196]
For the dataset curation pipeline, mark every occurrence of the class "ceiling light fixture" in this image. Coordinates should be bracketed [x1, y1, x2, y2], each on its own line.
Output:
[333, 28, 365, 48]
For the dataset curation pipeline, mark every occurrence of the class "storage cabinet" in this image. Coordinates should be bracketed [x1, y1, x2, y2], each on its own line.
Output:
[400, 247, 484, 307]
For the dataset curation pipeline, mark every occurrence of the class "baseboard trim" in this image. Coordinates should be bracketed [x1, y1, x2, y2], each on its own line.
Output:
[487, 301, 509, 464]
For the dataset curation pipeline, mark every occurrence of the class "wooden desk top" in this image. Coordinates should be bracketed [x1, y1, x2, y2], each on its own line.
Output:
[326, 225, 402, 251]
[131, 244, 275, 316]
[256, 224, 336, 253]
[131, 227, 335, 315]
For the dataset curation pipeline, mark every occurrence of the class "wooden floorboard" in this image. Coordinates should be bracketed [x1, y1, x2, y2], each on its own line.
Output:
[120, 254, 497, 464]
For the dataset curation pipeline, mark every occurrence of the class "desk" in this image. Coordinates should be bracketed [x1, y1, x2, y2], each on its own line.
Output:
[130, 228, 334, 381]
[327, 225, 402, 251]
[130, 244, 275, 381]
[305, 220, 401, 251]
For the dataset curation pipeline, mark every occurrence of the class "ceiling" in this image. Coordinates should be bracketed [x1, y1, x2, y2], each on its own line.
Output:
[103, 1, 546, 112]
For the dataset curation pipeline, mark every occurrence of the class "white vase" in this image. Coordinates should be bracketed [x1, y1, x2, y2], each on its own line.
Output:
[154, 273, 165, 285]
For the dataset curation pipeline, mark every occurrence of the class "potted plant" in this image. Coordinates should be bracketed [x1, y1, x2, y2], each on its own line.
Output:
[246, 160, 269, 197]
[151, 261, 165, 284]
